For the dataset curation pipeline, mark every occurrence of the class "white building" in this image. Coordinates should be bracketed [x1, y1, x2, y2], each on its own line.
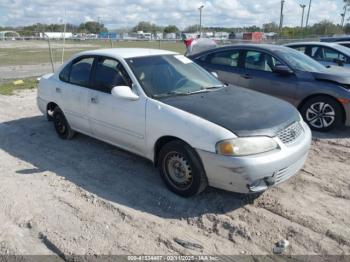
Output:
[40, 32, 73, 39]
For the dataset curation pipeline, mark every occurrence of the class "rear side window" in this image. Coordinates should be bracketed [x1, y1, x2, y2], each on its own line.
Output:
[291, 46, 306, 53]
[209, 50, 240, 67]
[69, 57, 94, 87]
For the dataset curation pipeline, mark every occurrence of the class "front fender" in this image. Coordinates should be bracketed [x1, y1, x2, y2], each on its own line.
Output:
[145, 98, 236, 162]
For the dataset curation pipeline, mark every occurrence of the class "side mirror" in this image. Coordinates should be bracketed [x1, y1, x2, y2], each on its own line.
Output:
[111, 86, 139, 101]
[273, 65, 294, 75]
[211, 72, 219, 78]
[333, 58, 345, 66]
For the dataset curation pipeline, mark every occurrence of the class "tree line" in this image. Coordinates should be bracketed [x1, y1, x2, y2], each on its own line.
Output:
[2, 20, 350, 37]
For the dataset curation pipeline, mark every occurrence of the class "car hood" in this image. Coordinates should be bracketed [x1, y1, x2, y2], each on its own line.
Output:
[158, 86, 300, 137]
[312, 68, 350, 85]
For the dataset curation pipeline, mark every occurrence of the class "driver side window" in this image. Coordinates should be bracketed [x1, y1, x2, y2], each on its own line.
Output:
[92, 57, 132, 94]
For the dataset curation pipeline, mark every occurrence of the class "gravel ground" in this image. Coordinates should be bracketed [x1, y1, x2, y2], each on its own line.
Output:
[0, 89, 349, 258]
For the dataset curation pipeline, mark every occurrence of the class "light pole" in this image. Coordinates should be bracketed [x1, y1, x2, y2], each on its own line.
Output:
[300, 4, 306, 29]
[305, 0, 312, 28]
[199, 5, 204, 36]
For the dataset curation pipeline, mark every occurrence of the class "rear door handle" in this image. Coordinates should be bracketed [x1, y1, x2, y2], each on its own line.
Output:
[55, 87, 62, 93]
[91, 97, 99, 104]
[241, 74, 251, 79]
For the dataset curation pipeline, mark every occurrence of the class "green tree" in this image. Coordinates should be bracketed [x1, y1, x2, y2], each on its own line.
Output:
[312, 20, 343, 35]
[78, 22, 107, 34]
[184, 24, 199, 33]
[263, 22, 279, 32]
[132, 21, 162, 33]
[344, 23, 350, 34]
[163, 25, 179, 34]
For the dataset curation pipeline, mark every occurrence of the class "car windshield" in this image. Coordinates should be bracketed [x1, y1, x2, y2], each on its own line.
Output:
[277, 48, 326, 72]
[126, 55, 223, 97]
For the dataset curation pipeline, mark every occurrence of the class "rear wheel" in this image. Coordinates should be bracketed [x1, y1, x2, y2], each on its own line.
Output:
[158, 140, 208, 197]
[53, 107, 75, 140]
[300, 96, 343, 132]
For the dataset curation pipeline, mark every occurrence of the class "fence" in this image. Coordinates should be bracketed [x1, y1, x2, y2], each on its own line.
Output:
[0, 36, 320, 82]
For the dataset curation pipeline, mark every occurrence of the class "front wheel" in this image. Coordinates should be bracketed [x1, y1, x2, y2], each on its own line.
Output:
[300, 96, 343, 132]
[158, 141, 208, 197]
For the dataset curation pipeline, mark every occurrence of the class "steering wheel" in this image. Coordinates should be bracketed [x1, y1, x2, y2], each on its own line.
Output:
[174, 77, 188, 90]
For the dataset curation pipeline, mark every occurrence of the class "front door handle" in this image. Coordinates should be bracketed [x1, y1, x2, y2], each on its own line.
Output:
[91, 97, 99, 104]
[56, 87, 62, 93]
[241, 74, 251, 79]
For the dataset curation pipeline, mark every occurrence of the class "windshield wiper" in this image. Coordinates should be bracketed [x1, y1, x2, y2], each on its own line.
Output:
[153, 90, 191, 98]
[153, 85, 226, 98]
[201, 84, 226, 90]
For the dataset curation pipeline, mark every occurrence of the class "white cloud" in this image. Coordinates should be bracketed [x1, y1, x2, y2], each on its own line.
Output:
[0, 0, 344, 29]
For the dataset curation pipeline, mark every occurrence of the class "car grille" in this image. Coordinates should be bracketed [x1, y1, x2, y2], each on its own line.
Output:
[277, 121, 304, 144]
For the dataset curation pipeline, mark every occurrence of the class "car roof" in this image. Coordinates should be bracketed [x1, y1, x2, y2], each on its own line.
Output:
[189, 43, 292, 57]
[75, 48, 178, 59]
[336, 41, 350, 44]
[285, 42, 340, 47]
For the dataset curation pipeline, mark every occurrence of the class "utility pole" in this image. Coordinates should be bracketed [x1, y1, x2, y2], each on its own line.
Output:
[300, 4, 306, 29]
[279, 0, 285, 35]
[61, 9, 67, 64]
[341, 5, 348, 27]
[199, 5, 204, 36]
[305, 0, 312, 28]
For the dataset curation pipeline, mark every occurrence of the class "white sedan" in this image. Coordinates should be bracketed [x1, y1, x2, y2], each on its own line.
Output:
[37, 48, 311, 197]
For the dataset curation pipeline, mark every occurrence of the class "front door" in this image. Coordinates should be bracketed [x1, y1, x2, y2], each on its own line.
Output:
[87, 56, 146, 155]
[242, 50, 297, 104]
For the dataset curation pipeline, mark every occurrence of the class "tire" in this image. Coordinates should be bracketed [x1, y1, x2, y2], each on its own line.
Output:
[52, 107, 76, 140]
[300, 96, 343, 132]
[158, 140, 208, 197]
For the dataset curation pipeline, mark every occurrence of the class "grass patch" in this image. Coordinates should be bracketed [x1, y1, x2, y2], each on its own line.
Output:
[0, 78, 38, 95]
[0, 40, 186, 66]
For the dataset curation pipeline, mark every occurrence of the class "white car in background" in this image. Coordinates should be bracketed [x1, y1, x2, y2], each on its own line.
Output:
[37, 48, 311, 197]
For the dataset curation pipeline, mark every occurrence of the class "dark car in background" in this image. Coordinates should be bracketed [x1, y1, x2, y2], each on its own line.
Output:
[285, 42, 350, 69]
[337, 41, 350, 49]
[321, 36, 350, 43]
[188, 44, 350, 132]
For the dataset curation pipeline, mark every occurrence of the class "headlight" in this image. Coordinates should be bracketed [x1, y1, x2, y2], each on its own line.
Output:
[216, 137, 279, 156]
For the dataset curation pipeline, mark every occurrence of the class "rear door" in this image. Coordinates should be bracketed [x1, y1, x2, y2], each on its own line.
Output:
[87, 56, 146, 154]
[195, 49, 249, 87]
[241, 49, 297, 104]
[54, 56, 94, 133]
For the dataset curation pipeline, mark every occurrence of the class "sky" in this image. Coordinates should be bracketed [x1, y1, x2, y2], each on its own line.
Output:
[0, 0, 345, 29]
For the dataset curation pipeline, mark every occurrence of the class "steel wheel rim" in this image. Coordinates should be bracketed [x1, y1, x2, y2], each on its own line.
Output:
[164, 151, 193, 190]
[306, 102, 335, 129]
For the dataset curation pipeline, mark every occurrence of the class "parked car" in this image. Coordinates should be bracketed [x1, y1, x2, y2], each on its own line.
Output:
[285, 42, 350, 69]
[37, 48, 311, 197]
[336, 41, 350, 49]
[187, 44, 350, 132]
[320, 36, 350, 42]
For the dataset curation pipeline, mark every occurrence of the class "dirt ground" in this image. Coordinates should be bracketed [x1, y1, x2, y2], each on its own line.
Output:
[0, 63, 61, 82]
[0, 89, 349, 258]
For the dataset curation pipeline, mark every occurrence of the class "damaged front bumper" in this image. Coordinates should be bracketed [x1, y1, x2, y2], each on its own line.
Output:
[196, 121, 312, 194]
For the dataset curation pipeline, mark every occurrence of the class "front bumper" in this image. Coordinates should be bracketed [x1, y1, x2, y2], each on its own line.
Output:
[197, 121, 312, 194]
[344, 102, 350, 127]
